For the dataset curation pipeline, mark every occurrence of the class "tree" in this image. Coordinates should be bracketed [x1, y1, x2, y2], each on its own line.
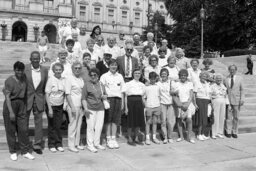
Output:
[165, 0, 256, 57]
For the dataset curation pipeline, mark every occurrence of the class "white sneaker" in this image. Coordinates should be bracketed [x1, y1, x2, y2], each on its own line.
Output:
[212, 135, 217, 139]
[112, 139, 120, 149]
[217, 134, 224, 139]
[202, 135, 210, 140]
[23, 153, 35, 160]
[197, 135, 204, 141]
[95, 145, 106, 150]
[76, 145, 85, 150]
[168, 139, 174, 143]
[68, 147, 79, 153]
[10, 153, 17, 161]
[57, 147, 65, 152]
[87, 146, 98, 153]
[189, 139, 195, 144]
[107, 140, 114, 149]
[176, 138, 184, 142]
[49, 147, 57, 153]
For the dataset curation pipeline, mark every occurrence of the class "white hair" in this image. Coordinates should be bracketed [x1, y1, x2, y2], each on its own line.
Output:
[147, 32, 154, 38]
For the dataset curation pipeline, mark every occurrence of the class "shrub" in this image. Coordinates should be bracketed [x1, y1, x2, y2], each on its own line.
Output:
[223, 49, 256, 57]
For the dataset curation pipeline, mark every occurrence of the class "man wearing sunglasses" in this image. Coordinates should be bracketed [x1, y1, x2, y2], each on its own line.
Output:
[116, 43, 139, 82]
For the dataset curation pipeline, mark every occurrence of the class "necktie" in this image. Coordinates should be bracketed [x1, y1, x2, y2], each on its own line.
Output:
[126, 56, 130, 77]
[230, 76, 234, 88]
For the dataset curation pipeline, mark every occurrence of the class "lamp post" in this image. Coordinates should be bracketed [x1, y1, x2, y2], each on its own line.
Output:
[129, 21, 133, 38]
[154, 22, 158, 43]
[1, 21, 7, 41]
[200, 5, 206, 59]
[33, 24, 39, 42]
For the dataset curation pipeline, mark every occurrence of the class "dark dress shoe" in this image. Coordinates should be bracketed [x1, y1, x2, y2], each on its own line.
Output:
[226, 134, 232, 138]
[134, 140, 144, 146]
[127, 139, 136, 146]
[34, 149, 43, 155]
[232, 134, 238, 138]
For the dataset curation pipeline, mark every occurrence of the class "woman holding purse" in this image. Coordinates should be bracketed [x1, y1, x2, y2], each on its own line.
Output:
[82, 68, 108, 153]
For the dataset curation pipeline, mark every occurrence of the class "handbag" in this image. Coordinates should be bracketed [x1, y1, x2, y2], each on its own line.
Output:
[172, 95, 182, 107]
[99, 83, 110, 110]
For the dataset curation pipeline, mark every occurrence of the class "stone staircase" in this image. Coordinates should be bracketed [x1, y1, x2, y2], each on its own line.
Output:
[0, 41, 255, 148]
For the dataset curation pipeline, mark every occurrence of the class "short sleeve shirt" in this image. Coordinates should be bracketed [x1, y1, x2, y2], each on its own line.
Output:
[157, 80, 172, 105]
[45, 76, 65, 106]
[164, 66, 180, 81]
[194, 81, 211, 99]
[4, 76, 26, 100]
[124, 80, 146, 96]
[145, 84, 160, 108]
[172, 81, 193, 103]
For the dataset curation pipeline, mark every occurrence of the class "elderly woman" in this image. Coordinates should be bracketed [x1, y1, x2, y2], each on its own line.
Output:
[171, 69, 196, 144]
[188, 59, 201, 86]
[139, 45, 152, 69]
[82, 68, 107, 153]
[3, 61, 35, 160]
[65, 61, 85, 152]
[157, 68, 177, 143]
[83, 38, 100, 64]
[164, 57, 180, 81]
[194, 71, 211, 141]
[202, 58, 215, 82]
[210, 74, 227, 139]
[144, 55, 161, 82]
[158, 46, 168, 67]
[175, 48, 190, 69]
[124, 68, 146, 146]
[45, 62, 66, 152]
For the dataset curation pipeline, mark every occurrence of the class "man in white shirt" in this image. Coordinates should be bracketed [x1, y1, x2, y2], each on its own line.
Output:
[61, 19, 80, 47]
[103, 36, 122, 59]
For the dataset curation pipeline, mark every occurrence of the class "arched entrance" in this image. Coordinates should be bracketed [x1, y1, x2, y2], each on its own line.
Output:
[44, 24, 57, 43]
[12, 21, 27, 42]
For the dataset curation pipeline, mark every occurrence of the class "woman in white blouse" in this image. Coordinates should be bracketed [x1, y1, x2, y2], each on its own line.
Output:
[144, 55, 161, 82]
[65, 61, 85, 152]
[124, 68, 146, 146]
[164, 57, 180, 81]
[210, 74, 227, 139]
[194, 71, 211, 141]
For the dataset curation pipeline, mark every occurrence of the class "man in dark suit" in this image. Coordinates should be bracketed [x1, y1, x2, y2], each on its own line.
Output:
[116, 43, 139, 82]
[96, 49, 112, 77]
[24, 51, 48, 154]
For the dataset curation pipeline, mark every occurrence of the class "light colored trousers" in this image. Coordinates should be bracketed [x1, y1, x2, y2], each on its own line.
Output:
[67, 106, 84, 148]
[86, 110, 105, 147]
[225, 104, 240, 134]
[161, 104, 177, 139]
[212, 98, 226, 136]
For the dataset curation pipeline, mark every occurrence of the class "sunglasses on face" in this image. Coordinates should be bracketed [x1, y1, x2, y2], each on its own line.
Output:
[126, 49, 133, 52]
[74, 67, 82, 70]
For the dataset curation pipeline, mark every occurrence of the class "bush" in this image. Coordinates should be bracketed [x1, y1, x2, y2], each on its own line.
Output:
[223, 49, 256, 57]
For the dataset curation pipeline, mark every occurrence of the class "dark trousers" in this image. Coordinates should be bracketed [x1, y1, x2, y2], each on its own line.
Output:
[27, 100, 43, 150]
[47, 104, 64, 148]
[245, 67, 253, 75]
[3, 99, 30, 154]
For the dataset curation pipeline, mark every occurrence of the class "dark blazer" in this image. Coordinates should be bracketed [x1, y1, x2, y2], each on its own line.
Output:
[116, 55, 139, 78]
[24, 64, 48, 112]
[96, 61, 109, 77]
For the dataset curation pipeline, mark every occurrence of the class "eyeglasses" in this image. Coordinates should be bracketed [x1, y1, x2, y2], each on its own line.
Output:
[74, 67, 82, 70]
[90, 74, 97, 77]
[126, 49, 133, 52]
[151, 59, 157, 62]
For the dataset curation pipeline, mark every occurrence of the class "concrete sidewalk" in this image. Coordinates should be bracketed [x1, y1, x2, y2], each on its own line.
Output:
[0, 133, 256, 171]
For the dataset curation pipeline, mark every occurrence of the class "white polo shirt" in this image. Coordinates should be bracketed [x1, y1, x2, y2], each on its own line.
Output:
[172, 81, 194, 103]
[124, 79, 145, 96]
[45, 76, 65, 106]
[164, 65, 180, 81]
[145, 84, 161, 108]
[157, 80, 172, 105]
[100, 71, 125, 98]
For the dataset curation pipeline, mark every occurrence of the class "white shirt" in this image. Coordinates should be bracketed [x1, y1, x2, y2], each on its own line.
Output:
[158, 56, 168, 67]
[100, 71, 125, 98]
[45, 76, 65, 106]
[103, 45, 121, 59]
[210, 83, 227, 99]
[164, 66, 180, 81]
[31, 66, 41, 89]
[124, 55, 132, 78]
[157, 80, 172, 105]
[176, 57, 190, 69]
[144, 65, 161, 81]
[145, 84, 161, 108]
[63, 26, 80, 40]
[120, 48, 140, 60]
[188, 68, 201, 85]
[194, 81, 211, 99]
[65, 74, 84, 107]
[48, 60, 72, 79]
[93, 44, 104, 60]
[73, 41, 83, 61]
[82, 48, 100, 63]
[124, 80, 146, 96]
[172, 81, 193, 103]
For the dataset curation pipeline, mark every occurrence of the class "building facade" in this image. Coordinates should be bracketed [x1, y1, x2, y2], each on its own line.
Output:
[0, 0, 74, 43]
[0, 0, 172, 43]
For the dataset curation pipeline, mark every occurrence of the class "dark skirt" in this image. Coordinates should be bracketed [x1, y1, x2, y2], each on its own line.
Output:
[127, 95, 145, 128]
[194, 98, 210, 127]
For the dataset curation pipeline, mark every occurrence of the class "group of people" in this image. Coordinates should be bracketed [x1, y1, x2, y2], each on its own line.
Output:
[3, 19, 245, 161]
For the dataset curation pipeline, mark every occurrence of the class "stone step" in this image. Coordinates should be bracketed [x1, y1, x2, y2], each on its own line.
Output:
[239, 116, 256, 125]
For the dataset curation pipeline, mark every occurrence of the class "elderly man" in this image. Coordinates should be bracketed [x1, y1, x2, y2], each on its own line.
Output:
[160, 39, 173, 57]
[120, 39, 139, 59]
[103, 36, 122, 59]
[175, 48, 190, 69]
[143, 32, 155, 46]
[61, 18, 80, 47]
[25, 51, 48, 154]
[116, 43, 139, 82]
[83, 38, 101, 63]
[96, 48, 112, 77]
[224, 65, 244, 138]
[133, 33, 143, 47]
[117, 31, 126, 49]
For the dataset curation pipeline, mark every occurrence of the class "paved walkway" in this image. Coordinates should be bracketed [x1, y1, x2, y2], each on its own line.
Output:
[0, 133, 256, 171]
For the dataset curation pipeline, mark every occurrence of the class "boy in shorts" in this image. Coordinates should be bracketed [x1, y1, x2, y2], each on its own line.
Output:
[37, 31, 49, 63]
[145, 72, 161, 145]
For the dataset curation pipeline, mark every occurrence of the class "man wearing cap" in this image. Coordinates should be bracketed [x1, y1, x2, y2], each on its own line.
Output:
[96, 49, 112, 77]
[116, 43, 139, 82]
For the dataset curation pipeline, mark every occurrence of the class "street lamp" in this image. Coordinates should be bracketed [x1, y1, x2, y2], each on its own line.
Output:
[1, 21, 7, 41]
[200, 5, 206, 59]
[154, 22, 158, 43]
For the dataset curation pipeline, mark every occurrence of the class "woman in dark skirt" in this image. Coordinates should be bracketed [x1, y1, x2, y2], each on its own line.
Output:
[194, 71, 211, 141]
[124, 68, 146, 146]
[3, 61, 35, 161]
